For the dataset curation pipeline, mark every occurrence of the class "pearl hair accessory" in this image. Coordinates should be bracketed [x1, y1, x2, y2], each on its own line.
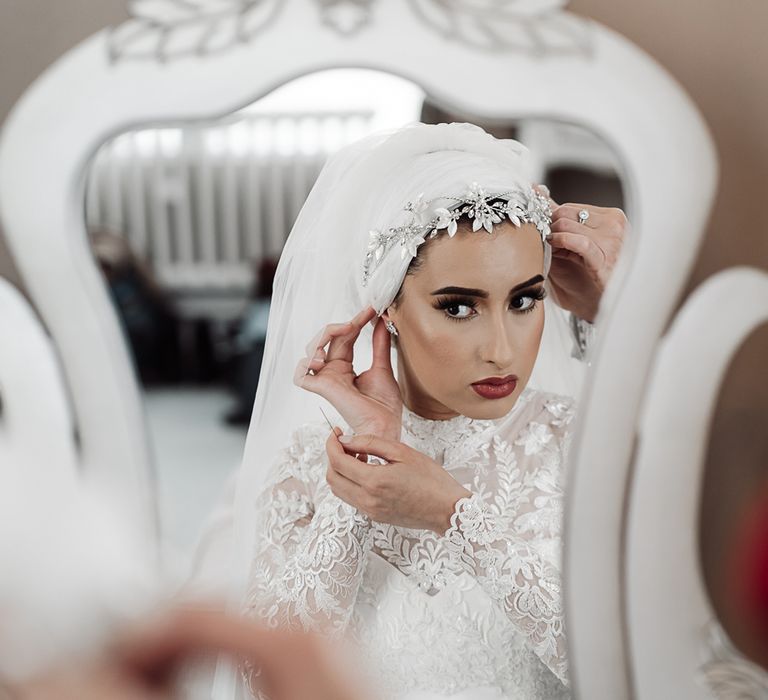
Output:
[362, 182, 552, 287]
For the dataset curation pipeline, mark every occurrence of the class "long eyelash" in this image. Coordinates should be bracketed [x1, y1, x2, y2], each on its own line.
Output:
[432, 288, 547, 321]
[512, 287, 547, 314]
[433, 296, 478, 311]
[433, 296, 477, 322]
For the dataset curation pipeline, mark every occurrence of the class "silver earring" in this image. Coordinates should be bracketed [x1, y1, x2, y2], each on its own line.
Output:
[385, 320, 399, 337]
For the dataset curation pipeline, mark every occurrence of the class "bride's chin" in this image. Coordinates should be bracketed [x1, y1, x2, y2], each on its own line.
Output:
[460, 391, 521, 421]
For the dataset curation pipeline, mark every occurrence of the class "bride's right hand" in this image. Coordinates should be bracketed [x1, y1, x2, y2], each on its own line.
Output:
[293, 306, 403, 440]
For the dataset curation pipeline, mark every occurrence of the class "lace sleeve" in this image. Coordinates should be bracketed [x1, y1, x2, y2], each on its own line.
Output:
[441, 406, 574, 686]
[442, 495, 568, 684]
[242, 425, 372, 637]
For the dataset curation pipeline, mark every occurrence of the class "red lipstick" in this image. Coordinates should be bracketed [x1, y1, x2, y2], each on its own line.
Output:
[471, 375, 518, 400]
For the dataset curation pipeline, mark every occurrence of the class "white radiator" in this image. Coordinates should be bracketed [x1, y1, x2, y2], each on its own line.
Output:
[85, 110, 374, 319]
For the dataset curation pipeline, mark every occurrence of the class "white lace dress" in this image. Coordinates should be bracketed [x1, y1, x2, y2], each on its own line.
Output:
[243, 387, 575, 700]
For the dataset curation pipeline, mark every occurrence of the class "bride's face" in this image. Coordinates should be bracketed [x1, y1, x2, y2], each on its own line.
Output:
[385, 220, 546, 421]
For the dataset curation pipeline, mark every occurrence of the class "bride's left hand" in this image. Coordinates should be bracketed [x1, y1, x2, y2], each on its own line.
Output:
[325, 429, 470, 535]
[535, 185, 629, 323]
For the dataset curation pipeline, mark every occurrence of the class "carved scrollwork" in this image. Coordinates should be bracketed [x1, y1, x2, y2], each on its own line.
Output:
[110, 0, 586, 62]
[109, 0, 284, 62]
[406, 0, 590, 56]
[316, 0, 376, 35]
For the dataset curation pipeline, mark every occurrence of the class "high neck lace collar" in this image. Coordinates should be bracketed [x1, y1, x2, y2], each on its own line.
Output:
[400, 388, 534, 460]
[401, 405, 499, 440]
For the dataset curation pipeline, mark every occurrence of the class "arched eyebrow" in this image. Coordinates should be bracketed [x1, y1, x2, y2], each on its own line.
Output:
[430, 275, 545, 298]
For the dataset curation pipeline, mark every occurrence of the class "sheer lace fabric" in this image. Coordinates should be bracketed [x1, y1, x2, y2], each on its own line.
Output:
[242, 387, 575, 699]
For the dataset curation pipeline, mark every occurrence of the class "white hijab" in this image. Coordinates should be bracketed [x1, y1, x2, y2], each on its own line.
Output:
[210, 121, 584, 696]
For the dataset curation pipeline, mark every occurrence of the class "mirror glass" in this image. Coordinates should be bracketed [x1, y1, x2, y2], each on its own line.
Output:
[84, 67, 628, 565]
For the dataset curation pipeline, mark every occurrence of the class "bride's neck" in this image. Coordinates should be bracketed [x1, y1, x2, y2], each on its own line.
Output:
[396, 352, 461, 421]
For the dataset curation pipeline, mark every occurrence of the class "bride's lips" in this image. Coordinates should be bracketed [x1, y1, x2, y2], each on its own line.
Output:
[471, 375, 518, 400]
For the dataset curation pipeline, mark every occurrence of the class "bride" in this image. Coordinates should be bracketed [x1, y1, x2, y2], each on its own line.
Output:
[219, 122, 626, 700]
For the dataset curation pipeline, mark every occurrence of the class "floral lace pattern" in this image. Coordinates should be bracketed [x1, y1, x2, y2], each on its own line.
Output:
[243, 427, 371, 635]
[443, 495, 568, 684]
[243, 387, 575, 699]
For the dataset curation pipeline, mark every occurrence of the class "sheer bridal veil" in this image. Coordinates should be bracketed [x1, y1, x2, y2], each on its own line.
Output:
[204, 121, 585, 697]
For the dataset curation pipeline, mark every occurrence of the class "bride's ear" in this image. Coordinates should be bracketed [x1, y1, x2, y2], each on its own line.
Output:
[381, 306, 401, 326]
[379, 307, 400, 340]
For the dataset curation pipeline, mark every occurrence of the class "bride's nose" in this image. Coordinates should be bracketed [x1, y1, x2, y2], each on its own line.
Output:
[478, 314, 517, 369]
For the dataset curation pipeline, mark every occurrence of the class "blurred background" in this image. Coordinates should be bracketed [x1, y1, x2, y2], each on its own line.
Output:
[0, 0, 765, 669]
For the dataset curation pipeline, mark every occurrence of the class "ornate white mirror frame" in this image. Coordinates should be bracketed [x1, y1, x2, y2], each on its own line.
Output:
[0, 277, 77, 486]
[0, 1, 718, 697]
[627, 267, 768, 699]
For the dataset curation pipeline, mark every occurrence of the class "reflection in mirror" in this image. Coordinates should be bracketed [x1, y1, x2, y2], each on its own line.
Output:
[83, 68, 629, 577]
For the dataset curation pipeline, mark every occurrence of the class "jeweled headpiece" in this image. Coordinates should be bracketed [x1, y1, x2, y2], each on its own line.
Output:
[362, 182, 552, 286]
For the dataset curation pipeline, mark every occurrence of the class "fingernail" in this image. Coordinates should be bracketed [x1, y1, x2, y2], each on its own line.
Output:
[338, 435, 353, 443]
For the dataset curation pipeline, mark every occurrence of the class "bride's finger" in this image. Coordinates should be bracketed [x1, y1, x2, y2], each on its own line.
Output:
[305, 322, 353, 358]
[294, 367, 333, 399]
[306, 355, 326, 373]
[294, 345, 328, 384]
[326, 309, 375, 362]
[350, 305, 377, 328]
[336, 433, 406, 463]
[548, 231, 605, 273]
[327, 331, 360, 363]
[293, 357, 311, 388]
[551, 205, 603, 230]
[370, 317, 393, 372]
[306, 308, 376, 360]
[294, 358, 358, 406]
[551, 247, 585, 264]
[327, 433, 375, 485]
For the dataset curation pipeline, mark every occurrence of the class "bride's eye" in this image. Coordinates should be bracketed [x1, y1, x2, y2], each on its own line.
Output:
[510, 287, 547, 314]
[447, 304, 474, 319]
[434, 297, 477, 321]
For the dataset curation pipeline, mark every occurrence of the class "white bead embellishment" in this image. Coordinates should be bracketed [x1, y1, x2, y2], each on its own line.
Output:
[362, 183, 552, 286]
